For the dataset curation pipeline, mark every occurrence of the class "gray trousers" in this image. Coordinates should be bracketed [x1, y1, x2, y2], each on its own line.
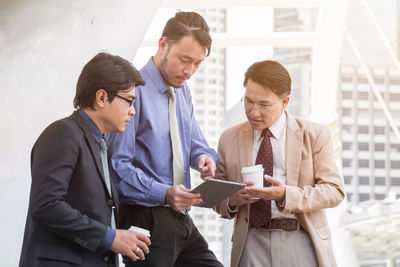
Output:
[238, 226, 319, 267]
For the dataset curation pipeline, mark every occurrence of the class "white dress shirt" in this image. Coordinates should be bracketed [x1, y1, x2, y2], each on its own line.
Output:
[252, 111, 295, 219]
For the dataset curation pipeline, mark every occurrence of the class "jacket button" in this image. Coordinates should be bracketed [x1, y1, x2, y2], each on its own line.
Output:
[104, 255, 109, 262]
[107, 199, 113, 206]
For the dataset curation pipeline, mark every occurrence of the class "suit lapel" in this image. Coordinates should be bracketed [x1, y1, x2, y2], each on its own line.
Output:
[285, 112, 304, 186]
[70, 111, 111, 198]
[239, 122, 254, 169]
[238, 122, 253, 217]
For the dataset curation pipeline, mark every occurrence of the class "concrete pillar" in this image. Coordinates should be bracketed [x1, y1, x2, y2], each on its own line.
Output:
[309, 0, 349, 123]
[0, 1, 160, 266]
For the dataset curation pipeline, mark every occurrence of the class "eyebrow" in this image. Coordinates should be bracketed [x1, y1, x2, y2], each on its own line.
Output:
[179, 55, 204, 63]
[122, 93, 135, 101]
[180, 55, 192, 60]
[244, 96, 274, 104]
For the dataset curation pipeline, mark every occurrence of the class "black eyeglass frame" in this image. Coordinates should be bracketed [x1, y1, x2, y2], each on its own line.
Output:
[108, 92, 135, 106]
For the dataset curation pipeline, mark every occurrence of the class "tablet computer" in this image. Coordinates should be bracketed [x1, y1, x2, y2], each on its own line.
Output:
[191, 178, 246, 208]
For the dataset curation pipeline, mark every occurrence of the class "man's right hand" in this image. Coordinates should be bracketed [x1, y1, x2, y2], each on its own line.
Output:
[110, 229, 151, 262]
[228, 180, 258, 207]
[165, 184, 203, 211]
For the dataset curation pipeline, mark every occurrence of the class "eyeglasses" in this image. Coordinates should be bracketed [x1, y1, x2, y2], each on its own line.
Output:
[241, 96, 282, 112]
[108, 92, 135, 107]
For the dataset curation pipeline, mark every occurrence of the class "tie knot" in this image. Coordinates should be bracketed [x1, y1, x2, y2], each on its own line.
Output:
[99, 138, 107, 152]
[167, 87, 175, 99]
[262, 128, 273, 138]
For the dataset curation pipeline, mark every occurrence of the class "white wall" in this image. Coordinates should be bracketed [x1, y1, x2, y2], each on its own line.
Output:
[0, 1, 160, 265]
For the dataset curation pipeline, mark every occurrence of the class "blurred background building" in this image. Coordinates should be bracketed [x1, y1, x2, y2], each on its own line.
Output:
[338, 1, 400, 266]
[2, 0, 400, 266]
[340, 0, 400, 205]
[189, 8, 227, 262]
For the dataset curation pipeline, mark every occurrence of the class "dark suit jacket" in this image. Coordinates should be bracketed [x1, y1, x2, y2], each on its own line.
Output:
[19, 111, 119, 267]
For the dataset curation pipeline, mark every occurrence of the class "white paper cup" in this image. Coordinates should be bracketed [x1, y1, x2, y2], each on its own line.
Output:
[241, 165, 264, 200]
[129, 226, 151, 237]
[241, 165, 264, 188]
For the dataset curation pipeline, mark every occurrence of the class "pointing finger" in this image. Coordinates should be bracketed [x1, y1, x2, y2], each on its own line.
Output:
[198, 155, 205, 169]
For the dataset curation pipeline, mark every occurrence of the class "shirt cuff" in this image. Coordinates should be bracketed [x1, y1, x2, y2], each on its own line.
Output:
[276, 197, 286, 208]
[227, 203, 239, 216]
[148, 181, 170, 205]
[98, 227, 116, 251]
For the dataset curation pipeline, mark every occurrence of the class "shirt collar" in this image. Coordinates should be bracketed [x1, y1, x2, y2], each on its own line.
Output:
[254, 111, 287, 142]
[143, 57, 181, 94]
[77, 109, 103, 143]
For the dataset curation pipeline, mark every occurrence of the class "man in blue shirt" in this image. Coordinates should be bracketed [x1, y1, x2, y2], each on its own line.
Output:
[108, 12, 223, 267]
[19, 52, 151, 267]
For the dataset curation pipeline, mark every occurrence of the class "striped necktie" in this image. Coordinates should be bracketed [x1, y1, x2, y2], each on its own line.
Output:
[99, 138, 116, 229]
[168, 87, 186, 187]
[99, 138, 119, 266]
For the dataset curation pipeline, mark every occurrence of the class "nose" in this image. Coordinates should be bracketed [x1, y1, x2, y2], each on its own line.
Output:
[249, 105, 261, 117]
[129, 105, 136, 116]
[183, 63, 195, 76]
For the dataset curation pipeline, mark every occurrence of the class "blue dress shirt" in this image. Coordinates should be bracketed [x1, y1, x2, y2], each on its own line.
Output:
[77, 110, 115, 251]
[108, 58, 219, 207]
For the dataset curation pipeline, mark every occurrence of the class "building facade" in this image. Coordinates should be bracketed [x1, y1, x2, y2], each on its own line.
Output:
[188, 8, 228, 265]
[339, 66, 400, 204]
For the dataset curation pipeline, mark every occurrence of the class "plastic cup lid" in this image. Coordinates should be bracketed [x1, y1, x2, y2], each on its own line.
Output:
[241, 164, 264, 174]
[129, 226, 151, 237]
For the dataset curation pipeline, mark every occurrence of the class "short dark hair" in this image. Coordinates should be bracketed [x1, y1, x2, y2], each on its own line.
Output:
[243, 60, 291, 98]
[162, 11, 212, 56]
[74, 52, 145, 109]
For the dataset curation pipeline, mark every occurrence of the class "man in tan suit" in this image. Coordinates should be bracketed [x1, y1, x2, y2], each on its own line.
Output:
[215, 60, 344, 267]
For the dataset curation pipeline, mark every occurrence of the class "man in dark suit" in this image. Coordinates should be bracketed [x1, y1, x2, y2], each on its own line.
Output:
[19, 52, 151, 267]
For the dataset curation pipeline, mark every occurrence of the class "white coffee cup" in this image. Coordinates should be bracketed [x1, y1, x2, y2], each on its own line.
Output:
[241, 165, 264, 188]
[129, 226, 151, 237]
[241, 164, 264, 192]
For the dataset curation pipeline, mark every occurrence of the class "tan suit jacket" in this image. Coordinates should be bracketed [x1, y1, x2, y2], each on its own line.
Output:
[215, 112, 345, 267]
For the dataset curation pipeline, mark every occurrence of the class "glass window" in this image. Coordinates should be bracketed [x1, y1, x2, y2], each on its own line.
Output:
[343, 159, 352, 167]
[359, 160, 369, 168]
[375, 143, 385, 151]
[391, 178, 400, 186]
[342, 108, 351, 116]
[343, 142, 352, 150]
[342, 91, 353, 99]
[389, 93, 400, 101]
[374, 126, 385, 135]
[358, 91, 369, 100]
[359, 143, 369, 151]
[344, 176, 352, 184]
[391, 160, 400, 168]
[359, 176, 369, 185]
[375, 160, 385, 168]
[375, 194, 385, 200]
[375, 177, 385, 185]
[358, 126, 369, 134]
[359, 193, 370, 202]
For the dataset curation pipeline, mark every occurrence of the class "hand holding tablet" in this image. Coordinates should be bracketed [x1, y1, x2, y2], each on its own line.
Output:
[191, 178, 246, 208]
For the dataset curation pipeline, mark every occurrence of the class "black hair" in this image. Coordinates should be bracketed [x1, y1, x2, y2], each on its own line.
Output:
[74, 52, 145, 109]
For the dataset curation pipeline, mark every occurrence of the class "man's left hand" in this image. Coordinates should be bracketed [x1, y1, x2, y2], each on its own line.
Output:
[245, 175, 286, 203]
[198, 155, 216, 180]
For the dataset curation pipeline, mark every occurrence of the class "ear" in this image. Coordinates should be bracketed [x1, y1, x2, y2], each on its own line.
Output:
[282, 96, 290, 109]
[158, 37, 168, 53]
[94, 89, 108, 109]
